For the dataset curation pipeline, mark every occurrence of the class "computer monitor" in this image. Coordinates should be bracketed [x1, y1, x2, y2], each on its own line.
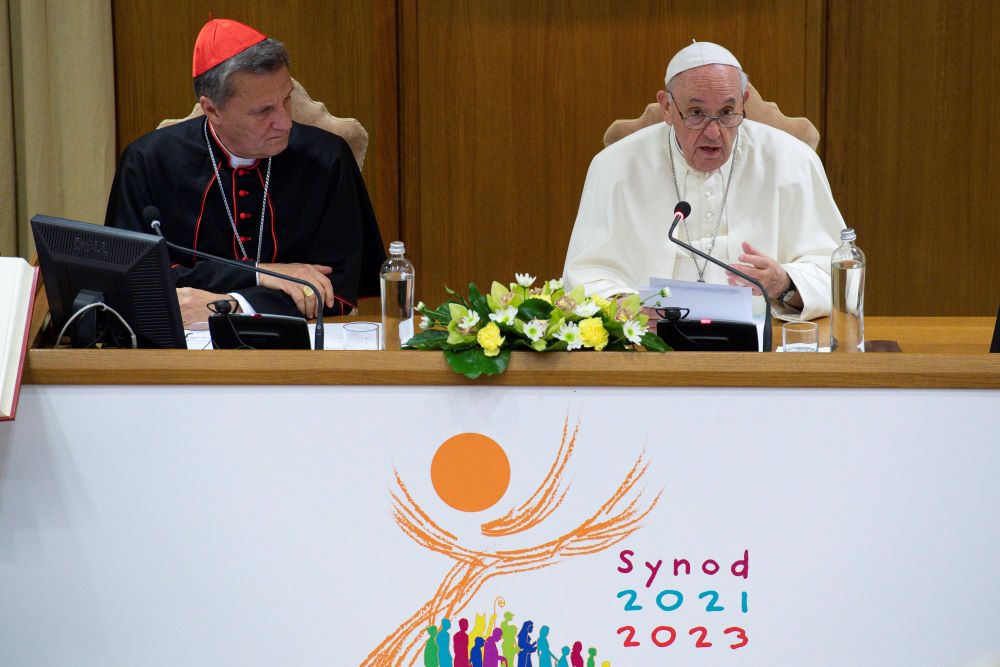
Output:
[30, 215, 186, 348]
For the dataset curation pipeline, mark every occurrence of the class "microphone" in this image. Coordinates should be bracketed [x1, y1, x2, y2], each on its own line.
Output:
[143, 206, 325, 351]
[667, 200, 773, 352]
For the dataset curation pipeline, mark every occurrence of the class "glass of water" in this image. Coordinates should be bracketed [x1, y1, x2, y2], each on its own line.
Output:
[782, 321, 819, 352]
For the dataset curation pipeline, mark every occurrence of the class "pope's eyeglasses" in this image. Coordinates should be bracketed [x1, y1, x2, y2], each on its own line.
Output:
[670, 92, 746, 130]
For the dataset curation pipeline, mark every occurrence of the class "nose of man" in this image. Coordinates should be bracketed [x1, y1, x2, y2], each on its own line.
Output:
[272, 106, 293, 132]
[702, 118, 723, 141]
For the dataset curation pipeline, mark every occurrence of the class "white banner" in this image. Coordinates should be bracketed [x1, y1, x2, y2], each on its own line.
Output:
[1, 385, 998, 666]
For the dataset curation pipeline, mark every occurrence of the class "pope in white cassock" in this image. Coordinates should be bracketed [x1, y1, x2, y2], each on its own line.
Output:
[563, 42, 846, 321]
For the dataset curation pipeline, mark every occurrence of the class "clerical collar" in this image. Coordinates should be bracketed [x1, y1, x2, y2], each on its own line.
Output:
[206, 121, 260, 169]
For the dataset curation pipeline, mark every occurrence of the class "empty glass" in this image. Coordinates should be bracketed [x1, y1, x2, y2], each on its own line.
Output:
[343, 322, 380, 350]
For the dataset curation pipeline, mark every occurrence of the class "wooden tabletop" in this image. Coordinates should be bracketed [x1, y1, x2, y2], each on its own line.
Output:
[23, 316, 999, 389]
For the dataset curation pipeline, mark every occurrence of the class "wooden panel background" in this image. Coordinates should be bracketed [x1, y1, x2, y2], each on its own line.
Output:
[110, 0, 998, 317]
[825, 0, 999, 315]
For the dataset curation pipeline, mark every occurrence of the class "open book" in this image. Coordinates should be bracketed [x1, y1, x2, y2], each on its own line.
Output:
[1, 257, 39, 420]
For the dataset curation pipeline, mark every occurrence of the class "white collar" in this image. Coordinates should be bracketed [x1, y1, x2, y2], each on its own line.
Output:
[207, 121, 259, 169]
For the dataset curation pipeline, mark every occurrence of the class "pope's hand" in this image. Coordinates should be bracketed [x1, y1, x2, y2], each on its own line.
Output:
[257, 262, 334, 319]
[727, 241, 795, 303]
[176, 287, 239, 327]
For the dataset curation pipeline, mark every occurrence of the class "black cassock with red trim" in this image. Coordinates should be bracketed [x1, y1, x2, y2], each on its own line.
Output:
[105, 117, 385, 317]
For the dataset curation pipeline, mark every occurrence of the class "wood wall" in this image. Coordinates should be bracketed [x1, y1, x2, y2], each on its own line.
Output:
[111, 0, 999, 316]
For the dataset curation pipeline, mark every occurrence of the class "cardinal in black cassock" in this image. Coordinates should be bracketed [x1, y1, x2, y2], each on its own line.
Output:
[105, 18, 384, 318]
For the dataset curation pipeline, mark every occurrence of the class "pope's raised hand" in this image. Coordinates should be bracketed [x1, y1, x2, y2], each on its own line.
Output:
[727, 241, 791, 299]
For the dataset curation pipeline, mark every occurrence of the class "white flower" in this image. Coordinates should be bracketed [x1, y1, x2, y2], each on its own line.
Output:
[523, 318, 548, 342]
[419, 316, 431, 330]
[573, 300, 601, 317]
[622, 319, 644, 345]
[457, 310, 481, 333]
[488, 306, 518, 326]
[554, 322, 583, 350]
[547, 278, 563, 290]
[515, 272, 536, 287]
[659, 287, 672, 298]
[416, 301, 426, 311]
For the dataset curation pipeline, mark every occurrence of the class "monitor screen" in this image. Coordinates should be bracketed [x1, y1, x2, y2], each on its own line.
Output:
[30, 215, 185, 348]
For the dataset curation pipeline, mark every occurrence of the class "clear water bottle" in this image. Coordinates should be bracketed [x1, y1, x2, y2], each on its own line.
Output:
[380, 241, 415, 350]
[830, 228, 865, 352]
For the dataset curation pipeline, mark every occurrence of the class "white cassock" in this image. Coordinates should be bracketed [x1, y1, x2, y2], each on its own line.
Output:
[563, 119, 846, 321]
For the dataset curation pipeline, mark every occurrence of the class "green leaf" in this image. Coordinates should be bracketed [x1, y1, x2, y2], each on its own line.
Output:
[640, 331, 671, 352]
[468, 283, 491, 319]
[603, 320, 625, 337]
[518, 298, 554, 321]
[402, 330, 451, 350]
[544, 339, 569, 352]
[444, 348, 510, 379]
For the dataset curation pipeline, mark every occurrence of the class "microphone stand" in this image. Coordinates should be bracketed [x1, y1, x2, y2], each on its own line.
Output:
[151, 222, 325, 350]
[667, 216, 773, 352]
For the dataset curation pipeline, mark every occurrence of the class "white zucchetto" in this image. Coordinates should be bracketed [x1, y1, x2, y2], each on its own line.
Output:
[665, 41, 742, 84]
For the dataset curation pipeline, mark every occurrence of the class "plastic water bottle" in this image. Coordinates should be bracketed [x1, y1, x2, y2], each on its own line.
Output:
[830, 228, 865, 352]
[380, 241, 415, 350]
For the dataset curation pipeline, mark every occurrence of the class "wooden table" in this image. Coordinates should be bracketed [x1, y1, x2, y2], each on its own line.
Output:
[23, 316, 999, 389]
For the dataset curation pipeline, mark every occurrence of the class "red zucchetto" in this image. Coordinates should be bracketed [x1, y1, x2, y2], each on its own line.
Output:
[192, 18, 267, 77]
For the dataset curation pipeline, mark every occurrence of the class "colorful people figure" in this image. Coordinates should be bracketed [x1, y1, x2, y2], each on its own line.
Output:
[555, 646, 571, 667]
[454, 618, 471, 667]
[500, 611, 518, 667]
[536, 626, 553, 667]
[424, 625, 440, 667]
[470, 636, 486, 667]
[472, 610, 497, 649]
[600, 662, 611, 667]
[516, 620, 538, 667]
[586, 647, 597, 667]
[437, 618, 453, 667]
[484, 627, 508, 667]
[570, 641, 583, 667]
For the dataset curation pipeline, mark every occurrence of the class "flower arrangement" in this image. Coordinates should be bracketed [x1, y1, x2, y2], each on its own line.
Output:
[403, 274, 670, 378]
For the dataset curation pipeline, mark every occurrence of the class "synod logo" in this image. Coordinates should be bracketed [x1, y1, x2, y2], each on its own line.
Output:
[363, 415, 661, 666]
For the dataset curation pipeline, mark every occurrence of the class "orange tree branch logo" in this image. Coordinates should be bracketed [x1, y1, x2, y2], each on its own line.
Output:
[363, 415, 661, 666]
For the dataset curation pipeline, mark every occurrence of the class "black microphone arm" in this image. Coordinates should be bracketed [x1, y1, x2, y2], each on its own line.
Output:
[144, 207, 325, 351]
[667, 201, 773, 352]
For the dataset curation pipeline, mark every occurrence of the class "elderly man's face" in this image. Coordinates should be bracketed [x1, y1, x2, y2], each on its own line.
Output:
[201, 66, 294, 159]
[656, 64, 748, 173]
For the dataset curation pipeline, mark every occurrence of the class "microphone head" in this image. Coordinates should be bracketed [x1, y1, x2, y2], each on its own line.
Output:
[674, 201, 691, 219]
[142, 206, 161, 227]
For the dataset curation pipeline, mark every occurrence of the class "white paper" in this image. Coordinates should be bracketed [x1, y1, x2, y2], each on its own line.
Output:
[640, 277, 754, 322]
[184, 322, 380, 351]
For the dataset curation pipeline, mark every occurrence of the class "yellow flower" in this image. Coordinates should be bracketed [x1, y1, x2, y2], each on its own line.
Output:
[578, 317, 609, 351]
[477, 322, 505, 357]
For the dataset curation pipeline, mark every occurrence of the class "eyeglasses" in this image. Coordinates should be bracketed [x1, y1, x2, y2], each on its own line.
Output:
[670, 93, 746, 130]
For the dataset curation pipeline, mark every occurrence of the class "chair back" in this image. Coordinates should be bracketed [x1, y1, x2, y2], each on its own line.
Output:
[603, 82, 819, 152]
[157, 78, 369, 169]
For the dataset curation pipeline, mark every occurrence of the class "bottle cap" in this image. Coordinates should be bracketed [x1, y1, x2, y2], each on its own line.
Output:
[389, 241, 405, 255]
[840, 228, 856, 242]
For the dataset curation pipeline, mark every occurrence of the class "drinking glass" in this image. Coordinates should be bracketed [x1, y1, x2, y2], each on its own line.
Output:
[343, 322, 380, 350]
[782, 321, 819, 352]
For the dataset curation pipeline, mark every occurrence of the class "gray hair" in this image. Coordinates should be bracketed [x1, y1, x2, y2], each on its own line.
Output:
[193, 38, 290, 108]
[666, 67, 749, 95]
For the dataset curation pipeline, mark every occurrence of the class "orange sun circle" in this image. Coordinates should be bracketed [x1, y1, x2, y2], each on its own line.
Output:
[430, 432, 511, 512]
